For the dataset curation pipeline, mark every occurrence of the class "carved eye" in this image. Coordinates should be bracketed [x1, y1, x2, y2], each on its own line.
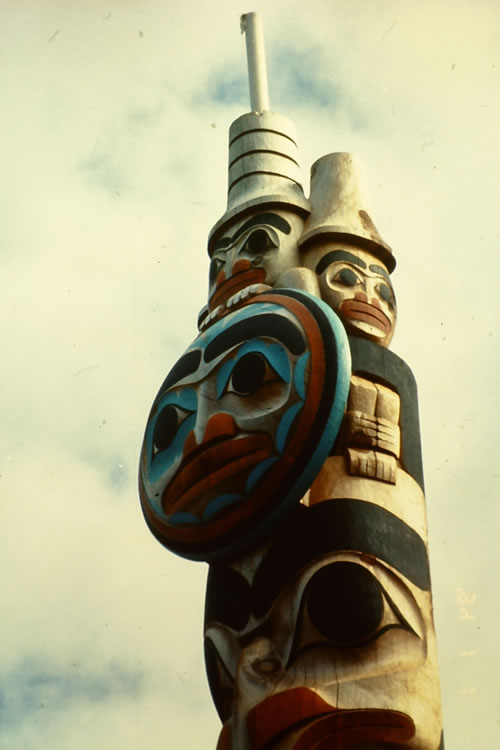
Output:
[376, 282, 396, 312]
[306, 562, 384, 645]
[290, 562, 418, 660]
[152, 404, 193, 457]
[227, 352, 278, 396]
[241, 228, 277, 255]
[331, 267, 361, 286]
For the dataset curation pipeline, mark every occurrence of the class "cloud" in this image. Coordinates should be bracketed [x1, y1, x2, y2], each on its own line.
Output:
[270, 45, 339, 110]
[1, 658, 145, 731]
[203, 67, 247, 106]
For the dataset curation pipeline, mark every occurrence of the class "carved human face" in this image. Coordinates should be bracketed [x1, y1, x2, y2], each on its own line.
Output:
[139, 290, 350, 561]
[204, 500, 443, 750]
[306, 244, 396, 347]
[208, 211, 304, 312]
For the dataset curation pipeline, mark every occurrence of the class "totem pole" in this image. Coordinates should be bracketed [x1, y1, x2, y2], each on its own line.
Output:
[139, 13, 444, 749]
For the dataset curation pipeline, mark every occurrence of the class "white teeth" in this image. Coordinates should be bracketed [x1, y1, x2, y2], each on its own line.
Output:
[199, 305, 223, 329]
[225, 283, 269, 309]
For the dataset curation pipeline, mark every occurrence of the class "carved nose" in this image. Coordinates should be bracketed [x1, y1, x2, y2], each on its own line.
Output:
[354, 290, 381, 308]
[231, 258, 252, 275]
[204, 413, 238, 442]
[183, 413, 238, 457]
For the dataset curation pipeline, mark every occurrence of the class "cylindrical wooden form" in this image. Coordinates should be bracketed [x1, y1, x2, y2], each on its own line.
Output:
[138, 15, 444, 750]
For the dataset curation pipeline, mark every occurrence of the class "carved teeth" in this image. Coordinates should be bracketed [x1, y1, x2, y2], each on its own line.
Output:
[226, 283, 269, 309]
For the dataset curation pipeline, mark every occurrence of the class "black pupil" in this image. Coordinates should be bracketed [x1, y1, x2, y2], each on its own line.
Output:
[306, 562, 384, 645]
[246, 229, 270, 255]
[338, 268, 359, 286]
[231, 352, 267, 395]
[153, 405, 179, 453]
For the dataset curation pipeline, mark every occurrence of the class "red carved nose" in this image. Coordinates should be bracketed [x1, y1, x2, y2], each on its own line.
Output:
[214, 259, 252, 293]
[204, 413, 238, 442]
[182, 413, 238, 457]
[231, 258, 253, 275]
[354, 290, 381, 308]
[354, 291, 368, 302]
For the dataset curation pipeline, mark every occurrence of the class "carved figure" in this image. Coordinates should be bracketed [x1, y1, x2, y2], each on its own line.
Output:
[300, 152, 397, 347]
[138, 12, 444, 750]
[202, 110, 310, 328]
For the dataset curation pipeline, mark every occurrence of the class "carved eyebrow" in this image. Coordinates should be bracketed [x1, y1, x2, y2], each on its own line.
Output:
[213, 237, 232, 251]
[316, 250, 367, 276]
[369, 264, 390, 280]
[251, 499, 431, 618]
[204, 314, 305, 363]
[158, 350, 202, 393]
[213, 213, 292, 252]
[204, 499, 431, 630]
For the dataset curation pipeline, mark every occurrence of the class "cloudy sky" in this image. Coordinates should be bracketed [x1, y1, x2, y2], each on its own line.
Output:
[1, 0, 499, 747]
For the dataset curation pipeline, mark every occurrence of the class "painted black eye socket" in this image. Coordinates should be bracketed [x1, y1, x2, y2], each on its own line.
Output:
[229, 352, 268, 396]
[306, 562, 384, 645]
[287, 561, 419, 663]
[376, 282, 396, 310]
[209, 257, 225, 285]
[241, 228, 277, 255]
[333, 267, 360, 286]
[152, 405, 189, 456]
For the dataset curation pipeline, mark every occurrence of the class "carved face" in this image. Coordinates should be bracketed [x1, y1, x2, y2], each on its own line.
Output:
[305, 244, 397, 347]
[208, 211, 304, 312]
[204, 500, 442, 750]
[139, 290, 350, 561]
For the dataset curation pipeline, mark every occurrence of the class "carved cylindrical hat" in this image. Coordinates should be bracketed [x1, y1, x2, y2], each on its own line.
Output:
[208, 111, 310, 256]
[299, 152, 396, 272]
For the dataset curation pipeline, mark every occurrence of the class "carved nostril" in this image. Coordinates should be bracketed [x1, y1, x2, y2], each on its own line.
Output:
[251, 657, 281, 675]
[354, 291, 368, 302]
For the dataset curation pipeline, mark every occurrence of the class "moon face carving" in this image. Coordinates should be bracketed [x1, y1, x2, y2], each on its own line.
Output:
[139, 289, 351, 562]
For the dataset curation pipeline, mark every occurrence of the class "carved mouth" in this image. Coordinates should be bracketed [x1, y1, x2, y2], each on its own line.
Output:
[246, 688, 415, 750]
[210, 267, 267, 310]
[162, 434, 273, 516]
[341, 299, 392, 334]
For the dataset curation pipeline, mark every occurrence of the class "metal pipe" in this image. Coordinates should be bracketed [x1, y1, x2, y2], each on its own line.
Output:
[240, 12, 270, 113]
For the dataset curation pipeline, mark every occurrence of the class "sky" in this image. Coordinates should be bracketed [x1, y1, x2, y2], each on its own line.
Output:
[1, 0, 499, 747]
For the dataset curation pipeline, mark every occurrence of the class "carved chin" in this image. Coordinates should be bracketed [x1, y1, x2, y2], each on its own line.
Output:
[346, 317, 387, 340]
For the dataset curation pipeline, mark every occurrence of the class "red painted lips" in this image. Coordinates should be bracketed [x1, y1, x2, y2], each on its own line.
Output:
[341, 299, 392, 334]
[210, 265, 267, 310]
[246, 687, 415, 750]
[162, 433, 273, 516]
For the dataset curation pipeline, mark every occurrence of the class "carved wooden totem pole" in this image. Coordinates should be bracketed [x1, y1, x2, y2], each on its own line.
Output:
[139, 13, 444, 750]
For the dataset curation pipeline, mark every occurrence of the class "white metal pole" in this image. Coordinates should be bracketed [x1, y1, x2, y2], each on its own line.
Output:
[240, 12, 270, 113]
